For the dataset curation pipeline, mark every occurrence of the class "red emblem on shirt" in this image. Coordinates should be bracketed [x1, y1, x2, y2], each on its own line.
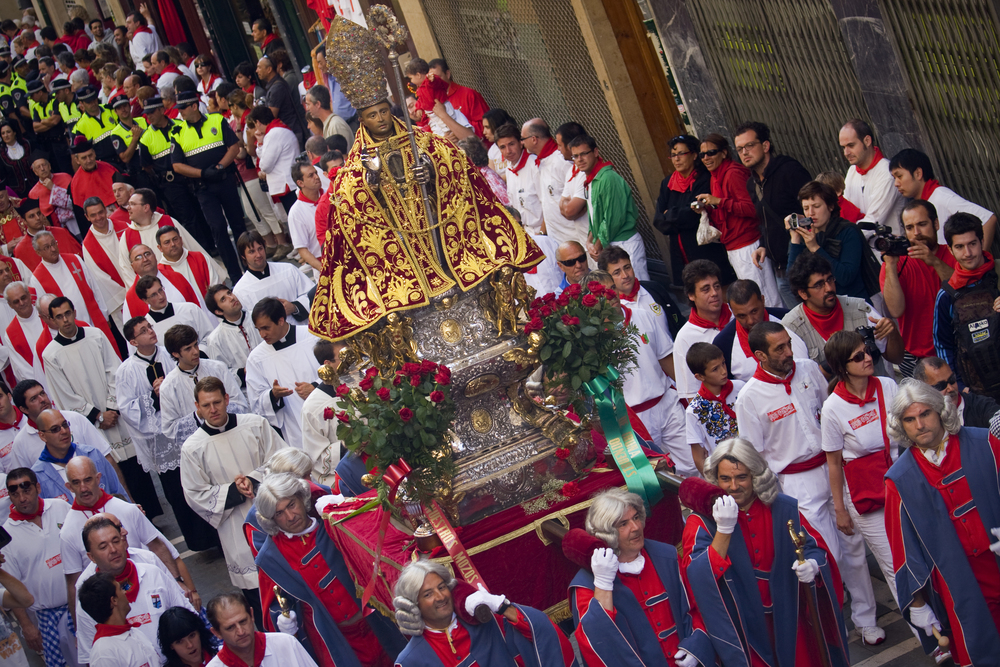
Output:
[46, 554, 62, 568]
[767, 403, 797, 422]
[0, 443, 11, 458]
[848, 409, 878, 431]
[128, 613, 152, 625]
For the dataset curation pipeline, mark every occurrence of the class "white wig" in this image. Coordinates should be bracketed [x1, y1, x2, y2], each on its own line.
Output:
[584, 487, 646, 552]
[266, 447, 313, 479]
[254, 472, 310, 536]
[392, 557, 455, 636]
[886, 378, 961, 446]
[704, 438, 779, 506]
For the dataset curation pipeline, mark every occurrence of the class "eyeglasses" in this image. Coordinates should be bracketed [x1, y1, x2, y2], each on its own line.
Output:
[847, 350, 869, 364]
[736, 140, 761, 154]
[698, 148, 722, 159]
[571, 150, 593, 162]
[6, 481, 33, 495]
[807, 275, 836, 291]
[930, 374, 957, 391]
[42, 421, 69, 434]
[670, 150, 693, 158]
[559, 254, 588, 267]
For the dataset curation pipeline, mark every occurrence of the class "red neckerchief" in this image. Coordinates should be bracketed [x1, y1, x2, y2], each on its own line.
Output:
[833, 376, 877, 406]
[239, 109, 251, 129]
[186, 56, 196, 68]
[98, 559, 140, 603]
[159, 64, 183, 78]
[200, 74, 221, 93]
[507, 150, 529, 176]
[920, 179, 940, 200]
[131, 25, 152, 39]
[697, 380, 737, 420]
[93, 622, 140, 642]
[753, 362, 796, 395]
[687, 303, 732, 331]
[311, 155, 321, 166]
[264, 118, 289, 137]
[0, 407, 22, 430]
[216, 631, 266, 667]
[584, 160, 614, 188]
[242, 84, 255, 96]
[533, 138, 558, 166]
[854, 147, 885, 177]
[620, 279, 641, 303]
[735, 319, 753, 357]
[26, 418, 36, 430]
[72, 489, 113, 513]
[8, 497, 43, 522]
[260, 33, 278, 50]
[297, 189, 319, 205]
[667, 168, 697, 193]
[948, 252, 994, 290]
[569, 166, 580, 180]
[802, 298, 844, 341]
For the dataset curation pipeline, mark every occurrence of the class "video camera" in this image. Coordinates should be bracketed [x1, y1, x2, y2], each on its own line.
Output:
[858, 221, 910, 257]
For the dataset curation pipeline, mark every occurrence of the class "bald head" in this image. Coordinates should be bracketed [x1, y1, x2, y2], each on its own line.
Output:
[66, 455, 104, 507]
[37, 293, 56, 324]
[65, 456, 97, 482]
[129, 244, 157, 277]
[36, 408, 64, 432]
[521, 118, 552, 157]
[556, 241, 589, 285]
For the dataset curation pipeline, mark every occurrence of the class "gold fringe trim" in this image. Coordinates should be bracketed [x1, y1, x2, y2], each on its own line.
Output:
[543, 599, 572, 624]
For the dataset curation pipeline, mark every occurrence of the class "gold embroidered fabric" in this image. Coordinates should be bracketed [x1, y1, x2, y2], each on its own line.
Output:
[309, 120, 543, 342]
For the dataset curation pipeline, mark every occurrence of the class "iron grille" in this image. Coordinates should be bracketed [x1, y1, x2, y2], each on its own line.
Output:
[418, 0, 661, 260]
[684, 0, 870, 176]
[879, 0, 1000, 222]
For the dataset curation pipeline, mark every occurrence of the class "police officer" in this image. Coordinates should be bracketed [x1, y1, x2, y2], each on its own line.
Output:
[109, 92, 148, 181]
[73, 85, 123, 171]
[52, 78, 81, 128]
[0, 60, 22, 134]
[170, 88, 245, 279]
[5, 53, 29, 133]
[27, 79, 73, 174]
[138, 94, 216, 253]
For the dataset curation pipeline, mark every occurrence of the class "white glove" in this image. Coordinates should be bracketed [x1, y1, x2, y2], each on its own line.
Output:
[591, 547, 619, 591]
[909, 604, 941, 637]
[315, 494, 345, 515]
[464, 583, 507, 616]
[276, 611, 298, 634]
[792, 559, 820, 583]
[990, 527, 1000, 555]
[673, 649, 698, 667]
[712, 496, 739, 535]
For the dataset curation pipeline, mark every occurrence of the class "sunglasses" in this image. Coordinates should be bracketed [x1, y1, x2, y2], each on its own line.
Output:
[6, 480, 33, 495]
[847, 350, 869, 364]
[559, 254, 588, 267]
[41, 420, 70, 434]
[698, 149, 723, 159]
[930, 374, 957, 392]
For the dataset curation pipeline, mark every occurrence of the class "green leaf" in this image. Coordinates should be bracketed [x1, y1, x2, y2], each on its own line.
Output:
[579, 366, 591, 382]
[540, 345, 552, 361]
[581, 326, 597, 337]
[563, 341, 573, 358]
[571, 374, 582, 390]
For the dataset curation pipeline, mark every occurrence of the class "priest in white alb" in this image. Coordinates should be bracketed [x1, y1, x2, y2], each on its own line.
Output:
[0, 381, 26, 473]
[233, 231, 312, 323]
[204, 285, 263, 388]
[81, 196, 128, 333]
[180, 376, 283, 610]
[29, 230, 122, 358]
[3, 282, 47, 390]
[122, 244, 212, 322]
[136, 275, 217, 345]
[156, 225, 225, 297]
[300, 340, 345, 487]
[117, 188, 213, 282]
[0, 259, 22, 334]
[246, 298, 320, 448]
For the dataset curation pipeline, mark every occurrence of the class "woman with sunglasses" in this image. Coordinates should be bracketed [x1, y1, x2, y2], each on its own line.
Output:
[821, 330, 900, 646]
[652, 134, 735, 286]
[694, 133, 782, 307]
[195, 57, 223, 109]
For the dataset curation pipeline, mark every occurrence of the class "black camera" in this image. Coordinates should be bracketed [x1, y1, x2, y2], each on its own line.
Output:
[789, 214, 813, 229]
[858, 221, 909, 257]
[855, 325, 882, 365]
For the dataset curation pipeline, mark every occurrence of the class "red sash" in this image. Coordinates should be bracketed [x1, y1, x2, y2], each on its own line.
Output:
[780, 451, 826, 475]
[123, 216, 173, 253]
[6, 317, 34, 364]
[83, 227, 126, 288]
[0, 256, 22, 282]
[185, 251, 210, 295]
[127, 268, 200, 317]
[33, 255, 121, 357]
[840, 378, 892, 514]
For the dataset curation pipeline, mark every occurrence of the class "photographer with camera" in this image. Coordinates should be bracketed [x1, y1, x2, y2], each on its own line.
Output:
[880, 200, 956, 376]
[785, 181, 875, 301]
[782, 252, 904, 376]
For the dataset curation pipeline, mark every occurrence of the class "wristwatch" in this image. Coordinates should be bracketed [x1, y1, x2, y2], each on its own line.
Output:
[97, 413, 104, 424]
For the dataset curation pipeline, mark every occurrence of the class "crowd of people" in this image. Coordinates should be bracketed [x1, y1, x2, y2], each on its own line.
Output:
[0, 4, 994, 667]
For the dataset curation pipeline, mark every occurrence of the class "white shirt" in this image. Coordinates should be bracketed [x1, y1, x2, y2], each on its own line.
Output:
[299, 385, 343, 487]
[156, 70, 181, 95]
[928, 186, 995, 245]
[734, 358, 828, 473]
[160, 359, 248, 446]
[10, 410, 112, 471]
[621, 285, 672, 343]
[82, 224, 129, 314]
[622, 305, 673, 407]
[287, 195, 322, 259]
[122, 270, 214, 323]
[60, 495, 178, 575]
[0, 412, 26, 473]
[488, 142, 509, 180]
[522, 233, 563, 298]
[128, 30, 162, 68]
[725, 315, 809, 382]
[536, 150, 585, 247]
[246, 325, 321, 447]
[257, 126, 301, 196]
[673, 318, 725, 400]
[206, 632, 319, 667]
[821, 376, 900, 462]
[426, 102, 471, 137]
[90, 625, 160, 667]
[844, 156, 905, 233]
[505, 153, 543, 234]
[2, 497, 72, 610]
[115, 347, 177, 474]
[145, 301, 218, 346]
[204, 311, 263, 382]
[159, 248, 226, 293]
[232, 262, 313, 320]
[561, 168, 589, 227]
[3, 312, 46, 388]
[30, 255, 109, 323]
[686, 380, 744, 455]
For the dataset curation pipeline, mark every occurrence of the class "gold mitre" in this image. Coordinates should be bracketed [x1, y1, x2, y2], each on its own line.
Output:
[324, 14, 387, 111]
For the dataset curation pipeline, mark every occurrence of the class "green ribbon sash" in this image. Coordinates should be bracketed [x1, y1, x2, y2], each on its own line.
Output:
[584, 368, 663, 509]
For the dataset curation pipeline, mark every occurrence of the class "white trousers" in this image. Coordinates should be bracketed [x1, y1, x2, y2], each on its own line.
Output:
[728, 240, 782, 307]
[635, 390, 696, 477]
[611, 233, 649, 281]
[240, 177, 286, 236]
[779, 465, 878, 628]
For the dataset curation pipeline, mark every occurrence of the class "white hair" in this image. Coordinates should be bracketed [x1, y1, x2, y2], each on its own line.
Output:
[392, 558, 455, 636]
[266, 447, 312, 479]
[704, 438, 780, 506]
[30, 230, 54, 253]
[886, 378, 961, 446]
[69, 70, 89, 86]
[254, 472, 310, 536]
[584, 487, 646, 552]
[4, 281, 28, 301]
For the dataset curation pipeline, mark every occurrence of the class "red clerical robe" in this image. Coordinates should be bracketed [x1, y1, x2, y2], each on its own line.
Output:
[70, 162, 119, 208]
[444, 82, 489, 139]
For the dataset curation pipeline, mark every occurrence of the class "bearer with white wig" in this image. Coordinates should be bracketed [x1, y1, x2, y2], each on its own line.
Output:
[392, 557, 573, 666]
[566, 487, 714, 667]
[252, 471, 406, 666]
[679, 438, 849, 666]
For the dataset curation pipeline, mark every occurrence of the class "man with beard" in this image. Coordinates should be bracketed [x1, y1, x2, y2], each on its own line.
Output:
[881, 200, 958, 377]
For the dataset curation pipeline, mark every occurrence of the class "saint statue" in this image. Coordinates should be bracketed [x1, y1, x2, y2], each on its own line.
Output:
[308, 14, 543, 342]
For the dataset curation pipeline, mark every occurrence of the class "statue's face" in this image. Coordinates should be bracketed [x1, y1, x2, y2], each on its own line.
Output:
[360, 101, 394, 140]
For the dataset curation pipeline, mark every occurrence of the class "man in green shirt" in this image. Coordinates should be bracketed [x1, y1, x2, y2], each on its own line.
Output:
[569, 134, 649, 280]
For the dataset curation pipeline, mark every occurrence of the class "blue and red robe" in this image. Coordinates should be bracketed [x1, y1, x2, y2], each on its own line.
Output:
[681, 493, 849, 667]
[885, 426, 1000, 665]
[569, 539, 715, 666]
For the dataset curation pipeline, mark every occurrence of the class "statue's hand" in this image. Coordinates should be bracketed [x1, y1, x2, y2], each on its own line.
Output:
[413, 162, 432, 185]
